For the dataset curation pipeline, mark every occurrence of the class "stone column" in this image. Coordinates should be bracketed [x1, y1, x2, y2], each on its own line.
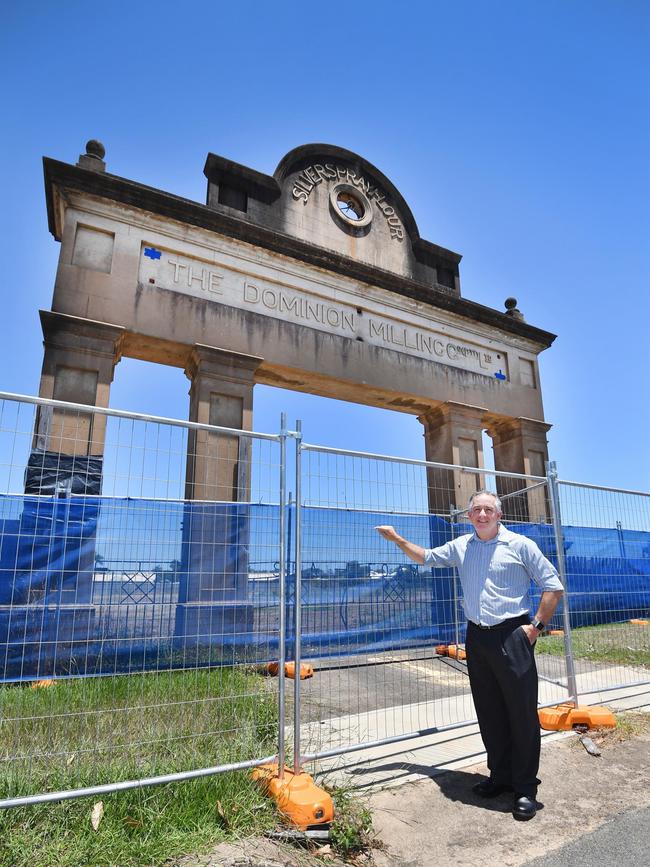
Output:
[175, 345, 263, 655]
[486, 416, 552, 522]
[418, 402, 487, 514]
[35, 310, 124, 460]
[184, 345, 261, 502]
[7, 312, 124, 678]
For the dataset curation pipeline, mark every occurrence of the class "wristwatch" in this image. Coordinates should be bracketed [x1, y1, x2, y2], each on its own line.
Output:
[531, 618, 545, 632]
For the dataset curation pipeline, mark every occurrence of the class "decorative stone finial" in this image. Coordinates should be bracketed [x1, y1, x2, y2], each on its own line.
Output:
[504, 297, 524, 321]
[85, 139, 106, 160]
[77, 139, 106, 172]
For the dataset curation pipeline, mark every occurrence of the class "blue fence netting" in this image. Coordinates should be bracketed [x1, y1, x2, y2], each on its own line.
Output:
[1, 495, 649, 681]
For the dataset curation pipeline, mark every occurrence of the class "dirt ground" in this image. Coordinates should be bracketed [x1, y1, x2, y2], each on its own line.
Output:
[171, 723, 650, 867]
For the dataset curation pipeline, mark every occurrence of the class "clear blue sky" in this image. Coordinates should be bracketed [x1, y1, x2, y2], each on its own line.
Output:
[1, 0, 649, 491]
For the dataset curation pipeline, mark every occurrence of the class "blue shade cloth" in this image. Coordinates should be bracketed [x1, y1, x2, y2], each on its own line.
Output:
[0, 495, 649, 681]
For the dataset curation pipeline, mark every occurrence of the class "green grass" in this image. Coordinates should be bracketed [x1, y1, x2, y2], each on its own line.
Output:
[605, 710, 650, 740]
[536, 621, 650, 668]
[0, 667, 279, 866]
[0, 773, 278, 867]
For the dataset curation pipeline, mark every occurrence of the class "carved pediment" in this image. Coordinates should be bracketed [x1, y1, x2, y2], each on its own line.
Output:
[205, 143, 461, 293]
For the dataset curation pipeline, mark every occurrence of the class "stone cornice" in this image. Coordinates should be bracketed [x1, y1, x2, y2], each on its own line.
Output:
[419, 401, 490, 430]
[203, 153, 281, 203]
[485, 415, 553, 443]
[43, 157, 557, 350]
[40, 310, 125, 361]
[185, 344, 263, 383]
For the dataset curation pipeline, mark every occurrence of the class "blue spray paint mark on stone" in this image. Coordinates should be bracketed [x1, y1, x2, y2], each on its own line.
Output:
[494, 370, 506, 381]
[144, 247, 161, 260]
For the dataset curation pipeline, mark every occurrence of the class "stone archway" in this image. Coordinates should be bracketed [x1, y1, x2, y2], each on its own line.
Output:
[35, 140, 556, 647]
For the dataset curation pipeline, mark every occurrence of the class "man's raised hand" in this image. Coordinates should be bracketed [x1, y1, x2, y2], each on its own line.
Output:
[375, 525, 400, 542]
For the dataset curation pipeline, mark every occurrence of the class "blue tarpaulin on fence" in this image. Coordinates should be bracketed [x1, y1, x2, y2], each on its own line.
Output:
[0, 494, 649, 681]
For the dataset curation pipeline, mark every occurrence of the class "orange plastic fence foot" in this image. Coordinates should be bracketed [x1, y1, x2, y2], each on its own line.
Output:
[548, 629, 564, 636]
[538, 703, 617, 731]
[629, 619, 649, 626]
[265, 661, 314, 679]
[29, 679, 55, 689]
[252, 763, 334, 829]
[435, 644, 466, 660]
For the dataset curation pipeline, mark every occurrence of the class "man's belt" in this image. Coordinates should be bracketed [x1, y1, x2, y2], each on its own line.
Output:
[468, 614, 529, 630]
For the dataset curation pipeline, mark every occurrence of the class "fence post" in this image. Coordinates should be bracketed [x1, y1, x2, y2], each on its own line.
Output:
[546, 460, 579, 705]
[449, 506, 462, 651]
[293, 420, 303, 774]
[277, 414, 288, 778]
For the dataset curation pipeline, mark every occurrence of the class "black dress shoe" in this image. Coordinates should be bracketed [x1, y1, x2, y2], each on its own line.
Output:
[472, 779, 513, 798]
[513, 794, 537, 820]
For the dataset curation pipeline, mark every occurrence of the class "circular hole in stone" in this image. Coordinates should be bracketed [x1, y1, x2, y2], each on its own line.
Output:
[329, 183, 373, 230]
[336, 190, 365, 221]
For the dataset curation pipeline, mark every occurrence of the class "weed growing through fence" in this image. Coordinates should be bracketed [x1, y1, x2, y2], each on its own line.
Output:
[328, 787, 374, 858]
[0, 666, 279, 866]
[568, 711, 650, 754]
[535, 622, 650, 668]
[592, 711, 650, 744]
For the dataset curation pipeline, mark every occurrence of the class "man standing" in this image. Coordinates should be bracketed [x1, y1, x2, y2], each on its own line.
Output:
[375, 490, 563, 820]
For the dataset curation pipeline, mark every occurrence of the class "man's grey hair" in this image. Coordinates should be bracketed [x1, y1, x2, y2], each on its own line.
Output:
[468, 490, 503, 513]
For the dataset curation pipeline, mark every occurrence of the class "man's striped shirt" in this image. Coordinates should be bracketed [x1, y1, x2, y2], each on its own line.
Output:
[423, 524, 563, 626]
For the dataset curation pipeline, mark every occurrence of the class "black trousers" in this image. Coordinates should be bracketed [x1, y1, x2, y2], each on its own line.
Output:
[465, 615, 540, 797]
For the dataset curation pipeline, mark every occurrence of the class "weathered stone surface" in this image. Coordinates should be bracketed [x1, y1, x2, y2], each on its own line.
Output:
[40, 142, 557, 488]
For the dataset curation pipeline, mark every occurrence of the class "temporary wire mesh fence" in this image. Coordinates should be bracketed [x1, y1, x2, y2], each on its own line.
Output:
[294, 444, 573, 764]
[0, 391, 649, 808]
[0, 393, 284, 806]
[551, 479, 650, 704]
